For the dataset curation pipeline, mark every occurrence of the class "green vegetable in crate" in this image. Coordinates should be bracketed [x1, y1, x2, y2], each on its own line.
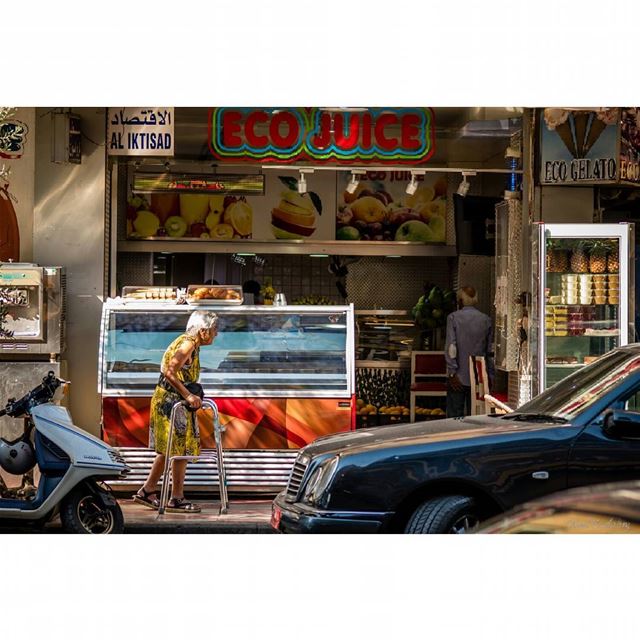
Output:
[412, 284, 457, 331]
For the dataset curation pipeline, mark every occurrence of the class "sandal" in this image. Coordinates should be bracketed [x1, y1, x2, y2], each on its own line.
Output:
[166, 497, 201, 514]
[132, 486, 160, 510]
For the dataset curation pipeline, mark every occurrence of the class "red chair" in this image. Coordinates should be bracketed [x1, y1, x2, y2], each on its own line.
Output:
[410, 351, 447, 422]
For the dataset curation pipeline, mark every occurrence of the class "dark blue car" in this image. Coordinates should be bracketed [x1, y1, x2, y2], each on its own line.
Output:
[272, 345, 640, 533]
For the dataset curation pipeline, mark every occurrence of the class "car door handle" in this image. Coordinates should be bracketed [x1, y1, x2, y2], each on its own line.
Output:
[532, 471, 549, 480]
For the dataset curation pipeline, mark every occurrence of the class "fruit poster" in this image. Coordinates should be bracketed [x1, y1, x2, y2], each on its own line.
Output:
[336, 171, 447, 243]
[127, 191, 256, 240]
[539, 108, 619, 185]
[252, 170, 336, 241]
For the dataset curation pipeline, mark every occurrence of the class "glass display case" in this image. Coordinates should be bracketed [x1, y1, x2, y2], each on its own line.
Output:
[98, 300, 355, 452]
[532, 223, 634, 393]
[355, 309, 417, 363]
[100, 303, 353, 397]
[354, 310, 418, 427]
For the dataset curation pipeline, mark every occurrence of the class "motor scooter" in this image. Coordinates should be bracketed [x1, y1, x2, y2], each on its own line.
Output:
[0, 372, 128, 533]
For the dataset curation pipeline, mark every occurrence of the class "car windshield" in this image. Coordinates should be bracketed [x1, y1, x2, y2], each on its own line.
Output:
[516, 348, 640, 420]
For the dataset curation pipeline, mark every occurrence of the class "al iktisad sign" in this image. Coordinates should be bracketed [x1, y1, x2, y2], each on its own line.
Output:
[208, 108, 435, 165]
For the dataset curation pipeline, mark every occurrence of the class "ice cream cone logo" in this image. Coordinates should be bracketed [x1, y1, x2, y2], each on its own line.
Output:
[544, 108, 618, 159]
[584, 108, 619, 157]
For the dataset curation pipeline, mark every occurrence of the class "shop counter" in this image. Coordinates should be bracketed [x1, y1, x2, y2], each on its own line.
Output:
[98, 300, 355, 492]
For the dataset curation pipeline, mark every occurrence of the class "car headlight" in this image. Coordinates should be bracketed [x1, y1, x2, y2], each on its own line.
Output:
[301, 456, 339, 506]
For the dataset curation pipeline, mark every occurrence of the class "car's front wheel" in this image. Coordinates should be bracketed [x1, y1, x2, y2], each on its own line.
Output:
[405, 495, 479, 533]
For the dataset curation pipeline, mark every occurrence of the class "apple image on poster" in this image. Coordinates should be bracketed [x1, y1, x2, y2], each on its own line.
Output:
[336, 173, 447, 243]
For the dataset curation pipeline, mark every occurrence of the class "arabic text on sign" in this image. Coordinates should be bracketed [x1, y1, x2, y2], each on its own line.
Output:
[110, 109, 172, 127]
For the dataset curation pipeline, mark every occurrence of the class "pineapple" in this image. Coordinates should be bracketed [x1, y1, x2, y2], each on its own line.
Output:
[546, 240, 569, 272]
[588, 240, 609, 274]
[607, 242, 620, 273]
[570, 241, 589, 273]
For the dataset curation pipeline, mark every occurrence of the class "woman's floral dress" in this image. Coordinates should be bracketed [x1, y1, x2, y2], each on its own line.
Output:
[149, 334, 201, 457]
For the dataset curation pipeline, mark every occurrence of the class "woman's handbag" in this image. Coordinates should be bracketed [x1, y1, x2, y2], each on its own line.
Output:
[184, 382, 204, 400]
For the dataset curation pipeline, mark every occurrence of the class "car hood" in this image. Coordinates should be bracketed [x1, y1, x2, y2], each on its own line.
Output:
[304, 415, 566, 457]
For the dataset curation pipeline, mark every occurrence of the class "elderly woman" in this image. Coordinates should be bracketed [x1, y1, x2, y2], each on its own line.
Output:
[134, 310, 219, 513]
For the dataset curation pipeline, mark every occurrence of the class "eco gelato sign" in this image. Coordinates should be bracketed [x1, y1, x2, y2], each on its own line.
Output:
[539, 108, 619, 184]
[209, 108, 435, 165]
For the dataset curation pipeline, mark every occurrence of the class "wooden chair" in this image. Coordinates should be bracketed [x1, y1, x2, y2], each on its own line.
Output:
[410, 351, 447, 422]
[469, 355, 490, 415]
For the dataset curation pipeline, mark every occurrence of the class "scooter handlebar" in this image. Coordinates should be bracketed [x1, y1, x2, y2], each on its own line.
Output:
[1, 371, 64, 418]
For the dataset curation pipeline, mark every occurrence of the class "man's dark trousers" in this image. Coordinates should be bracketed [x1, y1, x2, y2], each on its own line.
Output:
[446, 382, 471, 418]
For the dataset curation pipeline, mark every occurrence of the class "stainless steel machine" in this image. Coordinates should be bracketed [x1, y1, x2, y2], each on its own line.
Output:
[0, 263, 67, 441]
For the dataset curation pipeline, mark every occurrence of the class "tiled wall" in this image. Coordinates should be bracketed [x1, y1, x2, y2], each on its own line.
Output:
[117, 252, 454, 312]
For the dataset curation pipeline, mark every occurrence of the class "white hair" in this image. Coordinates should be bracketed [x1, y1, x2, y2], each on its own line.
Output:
[186, 310, 219, 335]
[457, 287, 478, 307]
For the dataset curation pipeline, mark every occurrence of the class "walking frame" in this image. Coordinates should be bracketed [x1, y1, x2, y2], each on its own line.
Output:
[157, 398, 229, 516]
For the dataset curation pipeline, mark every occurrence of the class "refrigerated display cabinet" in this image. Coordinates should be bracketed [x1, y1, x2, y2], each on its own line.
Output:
[98, 300, 355, 492]
[531, 223, 634, 394]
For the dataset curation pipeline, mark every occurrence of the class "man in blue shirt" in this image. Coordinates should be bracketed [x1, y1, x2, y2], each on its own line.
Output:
[444, 286, 493, 418]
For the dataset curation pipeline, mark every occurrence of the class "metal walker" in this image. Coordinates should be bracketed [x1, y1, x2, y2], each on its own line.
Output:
[157, 398, 229, 516]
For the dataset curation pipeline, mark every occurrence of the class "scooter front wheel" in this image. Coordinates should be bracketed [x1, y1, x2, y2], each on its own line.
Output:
[60, 484, 124, 534]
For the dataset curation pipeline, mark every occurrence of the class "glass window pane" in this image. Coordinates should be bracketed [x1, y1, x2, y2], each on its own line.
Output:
[544, 236, 622, 390]
[103, 309, 349, 396]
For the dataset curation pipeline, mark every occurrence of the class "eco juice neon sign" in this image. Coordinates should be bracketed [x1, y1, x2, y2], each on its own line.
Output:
[209, 108, 435, 165]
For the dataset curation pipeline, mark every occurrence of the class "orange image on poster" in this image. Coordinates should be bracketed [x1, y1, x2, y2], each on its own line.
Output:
[102, 396, 354, 450]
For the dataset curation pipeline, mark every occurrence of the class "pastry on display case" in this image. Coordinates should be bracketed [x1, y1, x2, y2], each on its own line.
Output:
[186, 285, 243, 305]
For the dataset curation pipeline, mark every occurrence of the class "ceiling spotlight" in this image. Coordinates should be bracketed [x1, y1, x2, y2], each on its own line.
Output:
[406, 175, 418, 196]
[457, 171, 476, 197]
[346, 174, 360, 195]
[346, 169, 366, 194]
[298, 172, 307, 194]
[297, 168, 315, 194]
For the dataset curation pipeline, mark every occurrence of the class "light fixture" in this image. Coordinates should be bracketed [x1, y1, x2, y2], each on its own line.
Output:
[298, 168, 315, 194]
[309, 254, 329, 258]
[298, 172, 307, 194]
[405, 170, 425, 195]
[457, 171, 476, 197]
[346, 169, 366, 194]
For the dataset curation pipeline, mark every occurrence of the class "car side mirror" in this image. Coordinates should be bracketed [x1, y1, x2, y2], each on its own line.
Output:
[603, 410, 640, 440]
